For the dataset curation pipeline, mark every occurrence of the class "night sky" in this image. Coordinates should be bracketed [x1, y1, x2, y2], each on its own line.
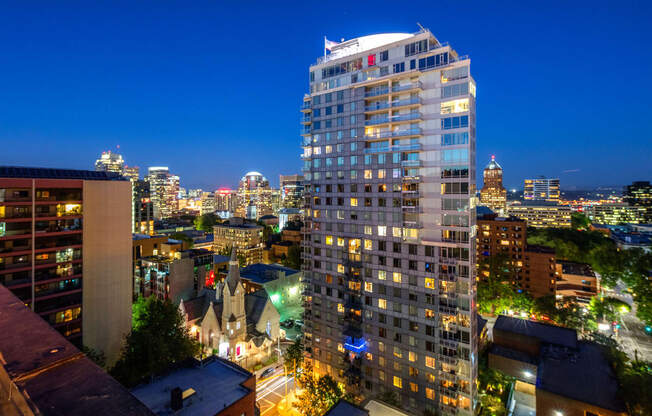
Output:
[1, 1, 650, 190]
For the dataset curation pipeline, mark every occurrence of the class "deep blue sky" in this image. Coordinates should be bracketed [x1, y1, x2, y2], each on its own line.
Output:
[1, 1, 651, 190]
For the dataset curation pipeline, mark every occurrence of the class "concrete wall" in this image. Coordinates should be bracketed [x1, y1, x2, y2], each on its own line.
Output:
[536, 388, 626, 416]
[83, 180, 133, 366]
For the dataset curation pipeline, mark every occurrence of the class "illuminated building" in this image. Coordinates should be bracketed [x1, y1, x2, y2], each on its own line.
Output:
[507, 202, 571, 228]
[555, 260, 599, 305]
[623, 181, 652, 223]
[280, 174, 305, 209]
[235, 171, 273, 220]
[588, 203, 648, 225]
[488, 315, 626, 416]
[301, 29, 477, 414]
[213, 217, 263, 265]
[199, 191, 216, 215]
[94, 150, 125, 174]
[479, 156, 507, 214]
[178, 251, 281, 368]
[145, 167, 179, 219]
[216, 188, 237, 213]
[524, 177, 560, 202]
[477, 214, 557, 298]
[133, 180, 154, 234]
[240, 263, 303, 314]
[0, 166, 132, 365]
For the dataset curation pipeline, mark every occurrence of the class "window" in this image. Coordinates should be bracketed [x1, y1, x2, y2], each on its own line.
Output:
[350, 198, 358, 207]
[441, 115, 469, 130]
[368, 54, 376, 66]
[441, 66, 468, 82]
[441, 132, 469, 146]
[325, 235, 333, 245]
[378, 299, 387, 309]
[364, 282, 373, 292]
[393, 62, 405, 73]
[425, 356, 436, 368]
[425, 278, 435, 289]
[440, 98, 469, 114]
[378, 270, 386, 280]
[410, 382, 418, 392]
[441, 82, 470, 98]
[379, 50, 389, 61]
[378, 226, 387, 236]
[393, 272, 402, 283]
[405, 40, 427, 57]
[426, 387, 435, 400]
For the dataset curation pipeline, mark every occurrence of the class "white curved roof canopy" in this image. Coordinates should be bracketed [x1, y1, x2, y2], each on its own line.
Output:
[329, 33, 414, 61]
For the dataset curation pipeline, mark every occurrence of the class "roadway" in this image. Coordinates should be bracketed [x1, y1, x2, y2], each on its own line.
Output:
[607, 282, 652, 361]
[256, 368, 296, 416]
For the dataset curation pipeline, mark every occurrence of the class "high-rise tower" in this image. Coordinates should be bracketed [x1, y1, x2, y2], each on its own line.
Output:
[479, 155, 507, 214]
[94, 150, 125, 174]
[301, 29, 477, 415]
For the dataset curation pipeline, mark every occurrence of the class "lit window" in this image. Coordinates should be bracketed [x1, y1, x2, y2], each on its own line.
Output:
[393, 272, 402, 283]
[440, 98, 469, 114]
[378, 299, 387, 309]
[350, 198, 358, 207]
[364, 282, 373, 292]
[378, 226, 387, 236]
[392, 227, 402, 237]
[425, 356, 436, 368]
[337, 264, 344, 273]
[364, 239, 372, 250]
[325, 235, 333, 245]
[378, 341, 385, 352]
[337, 237, 345, 247]
[364, 226, 372, 235]
[337, 343, 344, 352]
[425, 278, 435, 289]
[425, 309, 435, 319]
[426, 387, 435, 400]
[379, 356, 385, 366]
[409, 351, 417, 362]
[394, 346, 402, 358]
[378, 270, 386, 280]
[378, 169, 386, 179]
[337, 303, 344, 313]
[393, 376, 403, 388]
[364, 170, 372, 179]
[410, 382, 418, 392]
[379, 370, 385, 381]
[365, 352, 373, 361]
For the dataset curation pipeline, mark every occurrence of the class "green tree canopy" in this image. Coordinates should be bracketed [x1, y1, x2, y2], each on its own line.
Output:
[169, 232, 194, 248]
[284, 337, 304, 373]
[194, 213, 219, 232]
[110, 296, 200, 387]
[294, 370, 349, 416]
[571, 212, 591, 230]
[281, 244, 301, 270]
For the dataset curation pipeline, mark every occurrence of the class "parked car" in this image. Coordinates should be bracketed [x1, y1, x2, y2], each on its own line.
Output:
[281, 319, 294, 328]
[294, 320, 304, 328]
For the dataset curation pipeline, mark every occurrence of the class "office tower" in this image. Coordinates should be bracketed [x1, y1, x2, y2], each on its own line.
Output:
[280, 174, 305, 209]
[216, 188, 237, 213]
[0, 166, 132, 365]
[145, 167, 179, 220]
[479, 156, 506, 214]
[122, 166, 140, 233]
[623, 181, 652, 223]
[507, 202, 571, 228]
[123, 166, 139, 181]
[588, 203, 648, 225]
[200, 191, 216, 215]
[133, 179, 155, 234]
[235, 171, 273, 220]
[301, 29, 477, 414]
[523, 177, 560, 202]
[94, 150, 125, 174]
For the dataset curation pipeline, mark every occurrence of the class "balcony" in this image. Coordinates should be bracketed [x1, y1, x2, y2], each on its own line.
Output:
[364, 116, 390, 126]
[364, 87, 389, 98]
[391, 112, 422, 123]
[391, 97, 421, 108]
[391, 81, 422, 93]
[439, 305, 458, 315]
[364, 102, 390, 112]
[400, 159, 422, 167]
[364, 128, 422, 140]
[301, 126, 312, 136]
[343, 335, 366, 355]
[301, 115, 312, 124]
[301, 101, 311, 112]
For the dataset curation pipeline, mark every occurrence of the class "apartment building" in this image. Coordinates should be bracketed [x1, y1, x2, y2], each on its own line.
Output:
[280, 174, 305, 209]
[146, 167, 179, 219]
[479, 156, 507, 214]
[301, 29, 477, 415]
[0, 166, 132, 365]
[477, 214, 557, 298]
[235, 171, 273, 220]
[213, 217, 264, 265]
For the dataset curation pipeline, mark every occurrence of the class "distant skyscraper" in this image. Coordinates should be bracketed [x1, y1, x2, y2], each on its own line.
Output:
[623, 181, 652, 223]
[479, 156, 507, 214]
[94, 150, 125, 174]
[235, 171, 273, 220]
[133, 179, 155, 234]
[301, 29, 476, 415]
[146, 167, 179, 220]
[280, 174, 305, 209]
[123, 165, 139, 181]
[524, 177, 560, 202]
[216, 188, 237, 213]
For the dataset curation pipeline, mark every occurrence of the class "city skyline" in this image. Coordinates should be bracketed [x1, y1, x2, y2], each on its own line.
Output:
[1, 1, 651, 190]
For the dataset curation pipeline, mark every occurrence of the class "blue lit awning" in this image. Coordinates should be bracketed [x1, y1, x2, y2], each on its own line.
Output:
[344, 336, 366, 353]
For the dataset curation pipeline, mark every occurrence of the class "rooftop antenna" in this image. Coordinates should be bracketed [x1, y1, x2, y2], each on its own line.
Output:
[416, 22, 426, 32]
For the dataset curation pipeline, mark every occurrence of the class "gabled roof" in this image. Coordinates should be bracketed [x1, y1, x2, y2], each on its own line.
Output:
[245, 289, 271, 326]
[225, 249, 241, 296]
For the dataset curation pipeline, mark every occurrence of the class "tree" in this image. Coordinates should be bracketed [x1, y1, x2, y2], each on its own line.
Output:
[477, 253, 527, 315]
[294, 372, 349, 416]
[589, 296, 631, 323]
[194, 213, 218, 232]
[571, 212, 591, 230]
[284, 337, 304, 373]
[170, 232, 194, 248]
[110, 296, 200, 387]
[282, 244, 301, 270]
[82, 346, 106, 368]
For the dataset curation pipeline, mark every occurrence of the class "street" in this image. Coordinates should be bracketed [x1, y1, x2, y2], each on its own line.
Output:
[256, 369, 296, 416]
[607, 282, 652, 361]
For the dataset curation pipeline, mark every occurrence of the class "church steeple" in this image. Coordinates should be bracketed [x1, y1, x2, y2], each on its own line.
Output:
[225, 248, 241, 296]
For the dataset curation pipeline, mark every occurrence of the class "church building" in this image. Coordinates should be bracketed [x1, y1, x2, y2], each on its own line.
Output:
[179, 250, 281, 368]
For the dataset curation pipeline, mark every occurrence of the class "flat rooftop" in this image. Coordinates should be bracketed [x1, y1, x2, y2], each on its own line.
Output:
[131, 358, 252, 416]
[240, 263, 299, 284]
[493, 315, 577, 349]
[325, 400, 368, 416]
[0, 285, 153, 416]
[538, 342, 626, 413]
[0, 165, 127, 181]
[558, 260, 595, 277]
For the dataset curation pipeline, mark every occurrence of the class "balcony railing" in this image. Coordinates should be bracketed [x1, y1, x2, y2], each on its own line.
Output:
[364, 87, 389, 98]
[364, 102, 390, 112]
[391, 97, 421, 107]
[364, 128, 421, 140]
[391, 81, 422, 92]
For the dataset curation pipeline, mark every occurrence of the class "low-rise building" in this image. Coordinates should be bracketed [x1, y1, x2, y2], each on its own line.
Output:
[213, 217, 263, 265]
[131, 357, 256, 416]
[556, 260, 600, 304]
[488, 315, 626, 416]
[507, 202, 571, 228]
[240, 263, 302, 309]
[588, 203, 648, 225]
